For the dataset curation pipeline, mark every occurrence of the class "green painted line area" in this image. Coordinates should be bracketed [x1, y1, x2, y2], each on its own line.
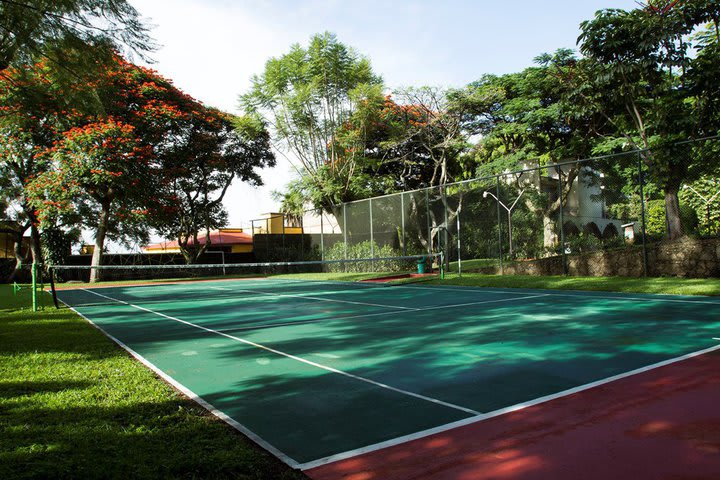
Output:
[58, 280, 720, 466]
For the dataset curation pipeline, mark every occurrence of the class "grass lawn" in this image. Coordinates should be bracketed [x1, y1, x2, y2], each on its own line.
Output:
[0, 285, 305, 480]
[420, 273, 720, 296]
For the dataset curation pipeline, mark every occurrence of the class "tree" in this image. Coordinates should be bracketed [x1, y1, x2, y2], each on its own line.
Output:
[0, 59, 78, 267]
[577, 1, 720, 239]
[451, 50, 595, 250]
[28, 119, 154, 282]
[240, 32, 383, 203]
[153, 113, 275, 264]
[0, 0, 153, 71]
[26, 56, 199, 280]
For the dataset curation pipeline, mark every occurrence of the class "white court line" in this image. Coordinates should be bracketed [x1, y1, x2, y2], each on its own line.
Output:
[298, 340, 720, 470]
[216, 294, 550, 333]
[209, 285, 416, 310]
[217, 309, 401, 333]
[60, 302, 302, 470]
[80, 288, 480, 418]
[411, 294, 550, 312]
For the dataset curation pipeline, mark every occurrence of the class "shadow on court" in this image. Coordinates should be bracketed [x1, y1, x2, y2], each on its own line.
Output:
[64, 283, 720, 465]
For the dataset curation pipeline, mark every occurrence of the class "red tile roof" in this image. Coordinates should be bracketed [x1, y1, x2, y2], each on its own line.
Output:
[144, 229, 252, 250]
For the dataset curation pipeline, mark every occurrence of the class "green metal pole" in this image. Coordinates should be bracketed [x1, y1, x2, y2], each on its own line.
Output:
[440, 251, 445, 280]
[638, 152, 649, 276]
[558, 166, 568, 275]
[495, 177, 504, 275]
[31, 262, 37, 312]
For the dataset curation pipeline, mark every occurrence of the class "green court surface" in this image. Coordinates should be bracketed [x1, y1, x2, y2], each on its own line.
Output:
[56, 279, 720, 469]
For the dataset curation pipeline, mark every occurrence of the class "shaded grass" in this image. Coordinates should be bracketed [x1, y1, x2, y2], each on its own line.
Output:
[0, 285, 306, 480]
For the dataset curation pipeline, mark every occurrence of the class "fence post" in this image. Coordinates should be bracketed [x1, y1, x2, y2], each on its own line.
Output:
[638, 152, 649, 276]
[319, 209, 325, 262]
[495, 177, 504, 275]
[369, 198, 375, 271]
[456, 200, 462, 277]
[369, 198, 374, 259]
[343, 203, 348, 262]
[443, 185, 449, 270]
[558, 165, 568, 275]
[425, 188, 431, 254]
[401, 193, 406, 256]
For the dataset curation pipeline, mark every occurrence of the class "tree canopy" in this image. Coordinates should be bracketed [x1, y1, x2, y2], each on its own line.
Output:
[0, 0, 153, 71]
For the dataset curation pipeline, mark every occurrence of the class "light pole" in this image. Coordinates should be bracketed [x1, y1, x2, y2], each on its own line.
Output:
[483, 189, 525, 257]
[682, 183, 720, 235]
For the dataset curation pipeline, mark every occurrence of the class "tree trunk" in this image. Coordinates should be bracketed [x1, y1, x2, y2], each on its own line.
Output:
[90, 206, 110, 283]
[5, 226, 28, 283]
[543, 215, 559, 252]
[28, 222, 43, 265]
[664, 186, 684, 240]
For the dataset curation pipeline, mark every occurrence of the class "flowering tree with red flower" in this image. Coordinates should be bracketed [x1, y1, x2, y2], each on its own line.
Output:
[0, 60, 84, 275]
[17, 54, 274, 278]
[29, 119, 154, 281]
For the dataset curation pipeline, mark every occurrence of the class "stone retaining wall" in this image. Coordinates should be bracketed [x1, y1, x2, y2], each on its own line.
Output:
[473, 237, 720, 278]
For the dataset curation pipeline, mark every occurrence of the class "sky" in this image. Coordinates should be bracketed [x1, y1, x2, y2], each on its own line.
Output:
[119, 0, 638, 247]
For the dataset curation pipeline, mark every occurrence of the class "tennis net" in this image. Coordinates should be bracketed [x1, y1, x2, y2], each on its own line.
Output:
[49, 254, 443, 307]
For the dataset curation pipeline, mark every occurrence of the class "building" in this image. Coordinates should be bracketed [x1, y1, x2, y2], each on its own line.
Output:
[250, 213, 303, 235]
[142, 228, 253, 254]
[514, 162, 624, 240]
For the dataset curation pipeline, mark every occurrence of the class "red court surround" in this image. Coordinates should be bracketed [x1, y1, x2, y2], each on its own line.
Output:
[307, 350, 720, 480]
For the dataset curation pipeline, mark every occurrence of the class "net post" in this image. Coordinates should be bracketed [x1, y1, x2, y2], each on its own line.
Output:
[439, 251, 445, 280]
[49, 266, 60, 309]
[31, 262, 38, 312]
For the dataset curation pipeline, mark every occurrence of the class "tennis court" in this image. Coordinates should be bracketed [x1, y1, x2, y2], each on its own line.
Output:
[54, 276, 720, 471]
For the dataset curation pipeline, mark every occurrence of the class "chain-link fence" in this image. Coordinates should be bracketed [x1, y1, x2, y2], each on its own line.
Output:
[261, 136, 720, 277]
